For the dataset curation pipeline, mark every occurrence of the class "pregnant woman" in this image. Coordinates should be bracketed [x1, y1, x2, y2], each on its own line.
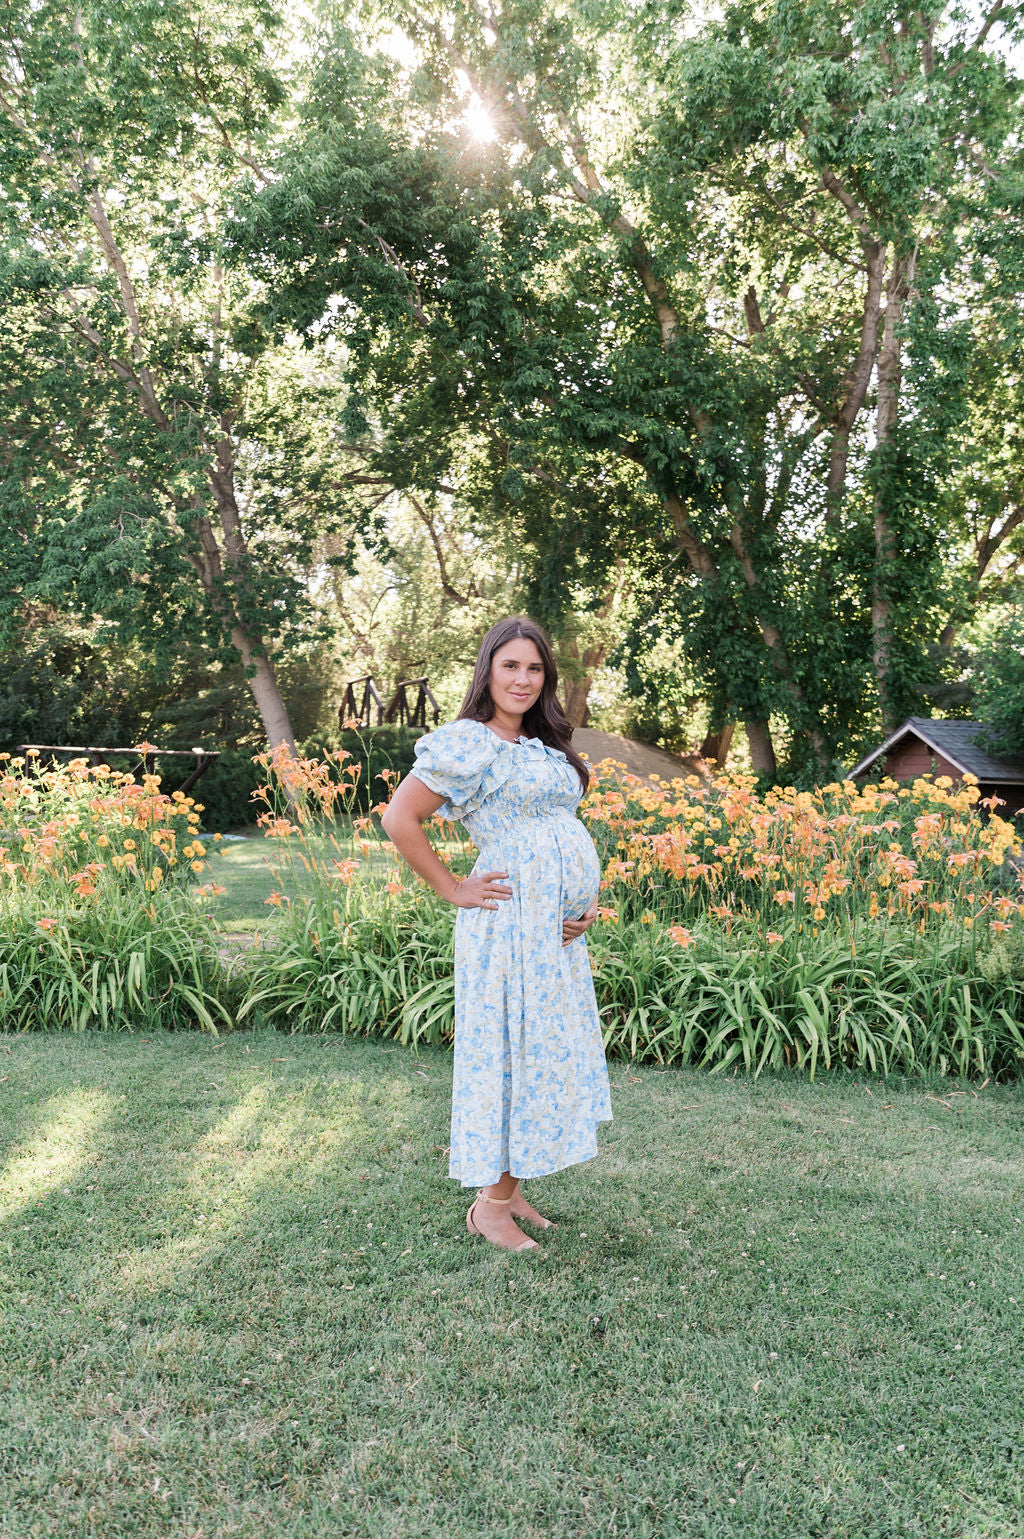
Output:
[381, 616, 612, 1253]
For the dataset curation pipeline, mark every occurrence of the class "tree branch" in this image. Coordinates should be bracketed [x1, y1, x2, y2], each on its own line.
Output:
[970, 0, 1006, 52]
[406, 493, 469, 605]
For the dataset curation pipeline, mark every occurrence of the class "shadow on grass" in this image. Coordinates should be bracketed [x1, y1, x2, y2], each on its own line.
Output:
[2, 1036, 1024, 1538]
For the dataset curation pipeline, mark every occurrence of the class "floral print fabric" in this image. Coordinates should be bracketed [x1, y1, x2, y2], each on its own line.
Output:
[411, 717, 612, 1187]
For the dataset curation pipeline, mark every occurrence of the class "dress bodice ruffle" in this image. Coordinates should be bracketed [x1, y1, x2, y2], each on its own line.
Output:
[411, 717, 581, 826]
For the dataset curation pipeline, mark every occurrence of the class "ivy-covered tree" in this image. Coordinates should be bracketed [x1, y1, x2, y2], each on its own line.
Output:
[974, 602, 1024, 760]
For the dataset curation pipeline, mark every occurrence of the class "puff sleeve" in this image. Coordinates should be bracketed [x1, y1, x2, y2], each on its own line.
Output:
[410, 719, 514, 823]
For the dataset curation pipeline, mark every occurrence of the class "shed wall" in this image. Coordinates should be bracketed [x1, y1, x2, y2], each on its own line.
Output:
[879, 739, 1024, 819]
[884, 744, 960, 780]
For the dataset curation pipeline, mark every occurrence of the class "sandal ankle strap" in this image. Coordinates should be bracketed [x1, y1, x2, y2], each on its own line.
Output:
[480, 1190, 514, 1205]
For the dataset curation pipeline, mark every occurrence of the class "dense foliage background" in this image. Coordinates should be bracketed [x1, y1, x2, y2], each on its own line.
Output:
[1, 0, 1022, 778]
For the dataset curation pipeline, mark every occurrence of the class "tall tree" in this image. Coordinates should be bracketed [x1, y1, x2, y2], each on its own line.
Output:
[240, 0, 1024, 773]
[0, 0, 373, 748]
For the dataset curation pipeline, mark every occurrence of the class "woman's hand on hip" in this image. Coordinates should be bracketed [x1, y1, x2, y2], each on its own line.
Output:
[562, 903, 598, 946]
[454, 870, 513, 909]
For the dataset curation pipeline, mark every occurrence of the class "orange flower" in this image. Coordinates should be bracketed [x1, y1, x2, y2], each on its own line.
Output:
[667, 924, 694, 948]
[597, 905, 619, 923]
[259, 816, 299, 839]
[765, 931, 784, 944]
[37, 917, 58, 933]
[264, 891, 286, 907]
[385, 878, 403, 895]
[331, 859, 358, 885]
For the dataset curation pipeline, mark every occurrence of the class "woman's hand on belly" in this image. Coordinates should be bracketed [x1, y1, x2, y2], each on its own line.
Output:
[561, 902, 598, 946]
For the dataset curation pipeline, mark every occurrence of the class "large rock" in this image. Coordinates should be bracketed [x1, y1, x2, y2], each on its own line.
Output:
[571, 727, 705, 785]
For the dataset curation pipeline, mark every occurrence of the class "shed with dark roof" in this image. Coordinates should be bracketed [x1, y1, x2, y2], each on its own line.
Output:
[849, 717, 1024, 818]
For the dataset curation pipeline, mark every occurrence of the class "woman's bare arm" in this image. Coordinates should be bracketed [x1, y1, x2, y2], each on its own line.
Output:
[380, 775, 512, 910]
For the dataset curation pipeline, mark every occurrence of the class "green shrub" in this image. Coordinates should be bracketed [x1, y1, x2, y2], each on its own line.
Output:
[0, 892, 234, 1034]
[240, 886, 457, 1043]
[239, 887, 1024, 1078]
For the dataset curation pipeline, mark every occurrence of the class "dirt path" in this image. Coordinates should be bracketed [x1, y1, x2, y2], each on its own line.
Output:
[572, 727, 705, 784]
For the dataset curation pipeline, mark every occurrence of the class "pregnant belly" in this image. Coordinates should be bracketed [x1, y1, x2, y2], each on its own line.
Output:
[474, 817, 601, 919]
[559, 825, 602, 919]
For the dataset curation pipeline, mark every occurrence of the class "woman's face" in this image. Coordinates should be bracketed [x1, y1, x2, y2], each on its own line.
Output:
[489, 637, 546, 718]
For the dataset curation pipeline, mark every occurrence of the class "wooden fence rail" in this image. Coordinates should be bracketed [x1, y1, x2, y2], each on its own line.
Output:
[17, 745, 219, 797]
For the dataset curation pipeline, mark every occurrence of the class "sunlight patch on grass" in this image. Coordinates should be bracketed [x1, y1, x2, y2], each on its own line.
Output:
[0, 1088, 111, 1226]
[114, 1079, 390, 1296]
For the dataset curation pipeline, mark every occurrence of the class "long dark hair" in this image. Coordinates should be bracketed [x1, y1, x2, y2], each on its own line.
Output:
[457, 616, 590, 792]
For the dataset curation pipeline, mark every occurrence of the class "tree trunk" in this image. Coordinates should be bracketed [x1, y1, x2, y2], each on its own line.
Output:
[561, 647, 607, 727]
[699, 723, 735, 768]
[745, 719, 777, 778]
[562, 674, 593, 728]
[231, 623, 297, 752]
[872, 248, 916, 732]
[209, 434, 297, 753]
[558, 571, 627, 727]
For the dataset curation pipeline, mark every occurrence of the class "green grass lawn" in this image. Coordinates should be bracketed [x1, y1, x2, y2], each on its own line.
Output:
[204, 833, 292, 927]
[203, 831, 374, 929]
[204, 829, 469, 929]
[2, 1034, 1023, 1539]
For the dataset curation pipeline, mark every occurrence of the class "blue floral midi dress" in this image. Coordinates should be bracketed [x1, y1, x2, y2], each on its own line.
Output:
[411, 718, 613, 1187]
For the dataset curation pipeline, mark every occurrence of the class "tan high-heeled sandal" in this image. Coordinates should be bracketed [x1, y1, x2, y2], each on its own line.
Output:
[509, 1180, 555, 1231]
[466, 1190, 539, 1252]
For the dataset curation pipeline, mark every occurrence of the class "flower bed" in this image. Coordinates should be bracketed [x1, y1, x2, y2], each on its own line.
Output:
[3, 744, 1022, 1077]
[0, 752, 231, 1032]
[237, 750, 1024, 1078]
